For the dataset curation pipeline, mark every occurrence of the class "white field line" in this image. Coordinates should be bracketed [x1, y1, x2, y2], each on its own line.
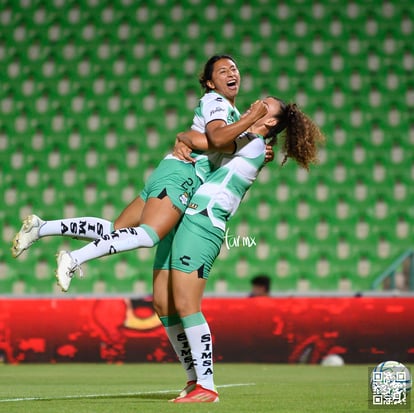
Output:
[0, 382, 256, 403]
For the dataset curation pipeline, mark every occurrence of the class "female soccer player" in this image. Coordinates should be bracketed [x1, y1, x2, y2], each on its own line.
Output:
[158, 96, 325, 403]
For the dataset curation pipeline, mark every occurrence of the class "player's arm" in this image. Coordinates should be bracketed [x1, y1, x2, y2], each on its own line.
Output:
[177, 130, 234, 153]
[206, 100, 268, 149]
[173, 131, 233, 162]
[174, 100, 268, 161]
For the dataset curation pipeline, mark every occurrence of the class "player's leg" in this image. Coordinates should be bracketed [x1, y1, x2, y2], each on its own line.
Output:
[169, 216, 223, 402]
[55, 159, 199, 291]
[153, 269, 197, 394]
[113, 196, 145, 229]
[12, 196, 145, 259]
[68, 196, 181, 265]
[152, 231, 178, 318]
[171, 269, 218, 403]
[56, 196, 182, 291]
[12, 195, 146, 259]
[11, 215, 114, 258]
[48, 197, 147, 291]
[72, 157, 197, 262]
[152, 233, 197, 398]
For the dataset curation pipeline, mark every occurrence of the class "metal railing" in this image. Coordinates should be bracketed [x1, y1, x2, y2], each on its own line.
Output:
[372, 249, 414, 291]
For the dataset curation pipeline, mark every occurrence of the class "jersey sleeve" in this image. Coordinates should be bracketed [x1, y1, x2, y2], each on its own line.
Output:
[201, 94, 230, 125]
[191, 92, 240, 133]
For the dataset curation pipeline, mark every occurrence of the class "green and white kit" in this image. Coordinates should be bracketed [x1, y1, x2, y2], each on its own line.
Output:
[153, 91, 241, 270]
[170, 133, 267, 278]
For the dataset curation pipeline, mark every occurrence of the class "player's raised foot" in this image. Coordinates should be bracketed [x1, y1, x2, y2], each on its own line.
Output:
[173, 384, 219, 403]
[169, 380, 197, 402]
[11, 214, 45, 258]
[55, 251, 82, 292]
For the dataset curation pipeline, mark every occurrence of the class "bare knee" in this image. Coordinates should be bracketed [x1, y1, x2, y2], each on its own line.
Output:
[172, 271, 205, 317]
[153, 295, 179, 318]
[114, 196, 145, 229]
[113, 219, 121, 231]
[153, 269, 176, 317]
[113, 216, 134, 231]
[174, 298, 201, 318]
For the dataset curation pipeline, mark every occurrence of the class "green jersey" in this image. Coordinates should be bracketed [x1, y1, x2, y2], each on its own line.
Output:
[185, 133, 266, 231]
[190, 91, 241, 182]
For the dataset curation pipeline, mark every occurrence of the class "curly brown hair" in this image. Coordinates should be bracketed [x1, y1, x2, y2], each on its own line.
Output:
[265, 99, 325, 171]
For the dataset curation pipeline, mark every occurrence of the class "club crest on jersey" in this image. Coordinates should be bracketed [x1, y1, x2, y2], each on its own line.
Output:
[179, 192, 189, 206]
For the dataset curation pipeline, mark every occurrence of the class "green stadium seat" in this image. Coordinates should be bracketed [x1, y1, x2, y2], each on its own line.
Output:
[295, 250, 339, 291]
[0, 258, 19, 294]
[351, 251, 381, 291]
[3, 179, 26, 209]
[272, 250, 300, 292]
[65, 270, 99, 295]
[98, 256, 146, 294]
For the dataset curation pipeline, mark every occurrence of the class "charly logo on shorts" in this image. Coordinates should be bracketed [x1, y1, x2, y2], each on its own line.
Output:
[224, 228, 256, 250]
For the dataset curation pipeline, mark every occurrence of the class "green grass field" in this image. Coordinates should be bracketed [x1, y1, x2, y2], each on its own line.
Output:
[0, 363, 410, 413]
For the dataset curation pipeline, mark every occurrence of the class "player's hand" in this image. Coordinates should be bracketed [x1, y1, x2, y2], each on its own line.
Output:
[173, 139, 194, 162]
[244, 100, 268, 122]
[264, 145, 274, 164]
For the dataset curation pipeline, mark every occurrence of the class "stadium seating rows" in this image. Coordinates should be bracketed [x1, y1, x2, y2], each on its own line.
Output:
[0, 0, 413, 294]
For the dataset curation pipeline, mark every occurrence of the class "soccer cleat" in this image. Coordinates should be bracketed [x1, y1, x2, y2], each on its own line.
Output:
[173, 384, 219, 403]
[169, 380, 197, 402]
[11, 214, 45, 258]
[55, 251, 82, 292]
[178, 380, 197, 398]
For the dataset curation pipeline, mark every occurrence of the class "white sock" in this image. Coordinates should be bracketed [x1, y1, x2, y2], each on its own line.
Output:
[160, 315, 197, 382]
[181, 312, 215, 392]
[39, 217, 113, 240]
[70, 224, 160, 265]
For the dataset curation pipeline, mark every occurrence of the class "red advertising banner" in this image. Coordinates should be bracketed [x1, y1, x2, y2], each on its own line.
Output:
[0, 297, 413, 364]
